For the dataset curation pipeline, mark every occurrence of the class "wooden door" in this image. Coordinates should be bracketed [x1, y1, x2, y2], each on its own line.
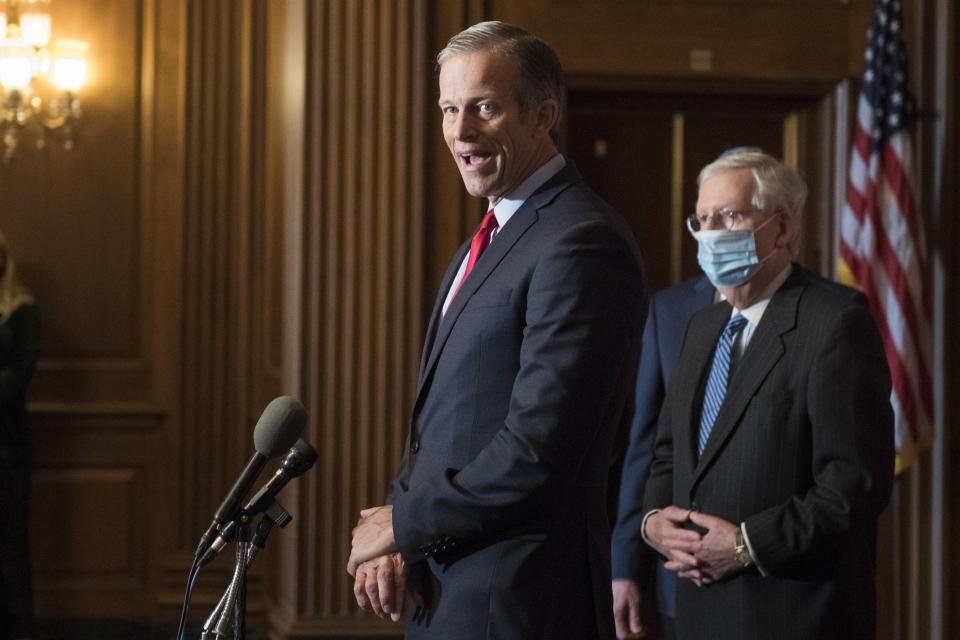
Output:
[567, 91, 809, 293]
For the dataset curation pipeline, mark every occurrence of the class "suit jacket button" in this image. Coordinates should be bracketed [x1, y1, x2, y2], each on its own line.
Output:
[691, 502, 701, 512]
[410, 439, 421, 453]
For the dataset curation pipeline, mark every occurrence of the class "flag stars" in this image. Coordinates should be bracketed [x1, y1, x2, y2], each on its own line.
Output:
[861, 0, 913, 139]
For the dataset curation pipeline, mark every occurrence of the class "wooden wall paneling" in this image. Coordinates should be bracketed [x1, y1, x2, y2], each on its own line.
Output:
[264, 0, 308, 627]
[911, 0, 953, 638]
[2, 0, 149, 403]
[160, 0, 275, 618]
[804, 87, 841, 277]
[490, 0, 870, 83]
[946, 2, 959, 639]
[30, 409, 166, 617]
[267, 1, 428, 636]
[0, 0, 186, 620]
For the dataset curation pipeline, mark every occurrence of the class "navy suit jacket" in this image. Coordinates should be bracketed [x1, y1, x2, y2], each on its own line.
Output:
[389, 163, 647, 639]
[611, 274, 714, 617]
[644, 266, 894, 640]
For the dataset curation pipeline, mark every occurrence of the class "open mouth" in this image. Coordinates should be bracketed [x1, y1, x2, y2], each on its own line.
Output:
[461, 152, 492, 168]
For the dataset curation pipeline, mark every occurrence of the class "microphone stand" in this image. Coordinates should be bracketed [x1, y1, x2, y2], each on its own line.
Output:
[200, 503, 292, 640]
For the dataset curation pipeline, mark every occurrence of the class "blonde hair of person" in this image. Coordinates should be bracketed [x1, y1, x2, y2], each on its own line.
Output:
[0, 231, 34, 323]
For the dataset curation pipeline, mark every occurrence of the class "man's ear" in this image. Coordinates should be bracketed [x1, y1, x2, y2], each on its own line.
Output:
[534, 98, 559, 136]
[774, 212, 793, 249]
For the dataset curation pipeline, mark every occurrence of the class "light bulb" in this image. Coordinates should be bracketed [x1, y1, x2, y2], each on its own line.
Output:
[0, 42, 32, 90]
[52, 40, 87, 91]
[19, 0, 50, 48]
[20, 12, 50, 48]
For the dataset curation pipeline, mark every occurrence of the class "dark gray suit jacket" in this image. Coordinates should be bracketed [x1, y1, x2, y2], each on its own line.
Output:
[389, 163, 647, 639]
[612, 274, 714, 619]
[644, 266, 894, 640]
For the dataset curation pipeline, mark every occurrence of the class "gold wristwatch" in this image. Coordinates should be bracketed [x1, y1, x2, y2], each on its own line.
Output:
[734, 528, 754, 568]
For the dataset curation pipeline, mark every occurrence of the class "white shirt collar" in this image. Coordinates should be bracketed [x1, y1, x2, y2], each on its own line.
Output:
[488, 154, 566, 231]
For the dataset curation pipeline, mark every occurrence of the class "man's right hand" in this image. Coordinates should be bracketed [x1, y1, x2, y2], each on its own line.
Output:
[612, 579, 656, 639]
[645, 506, 705, 585]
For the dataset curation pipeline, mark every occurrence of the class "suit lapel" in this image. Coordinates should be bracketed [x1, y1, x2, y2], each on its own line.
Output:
[418, 238, 470, 382]
[412, 163, 582, 413]
[692, 268, 805, 485]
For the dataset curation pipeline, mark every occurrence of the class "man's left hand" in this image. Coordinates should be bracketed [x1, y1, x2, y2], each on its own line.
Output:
[687, 511, 742, 583]
[348, 505, 397, 576]
[353, 552, 423, 621]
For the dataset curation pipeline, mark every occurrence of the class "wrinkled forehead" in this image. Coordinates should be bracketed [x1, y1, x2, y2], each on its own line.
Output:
[438, 50, 521, 100]
[697, 168, 757, 210]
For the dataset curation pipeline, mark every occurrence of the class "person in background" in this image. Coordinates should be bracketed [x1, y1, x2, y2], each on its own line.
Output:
[0, 231, 41, 640]
[642, 151, 893, 640]
[611, 146, 758, 640]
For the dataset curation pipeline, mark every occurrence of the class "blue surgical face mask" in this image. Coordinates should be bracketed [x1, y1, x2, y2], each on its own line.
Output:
[688, 214, 776, 288]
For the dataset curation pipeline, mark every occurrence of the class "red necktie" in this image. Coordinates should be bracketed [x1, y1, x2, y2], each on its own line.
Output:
[450, 208, 499, 303]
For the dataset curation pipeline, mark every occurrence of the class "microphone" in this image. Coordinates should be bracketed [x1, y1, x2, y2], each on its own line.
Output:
[195, 396, 307, 558]
[198, 439, 316, 568]
[242, 438, 318, 515]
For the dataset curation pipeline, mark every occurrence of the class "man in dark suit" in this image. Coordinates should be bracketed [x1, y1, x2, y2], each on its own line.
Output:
[346, 21, 647, 639]
[642, 151, 894, 640]
[611, 274, 714, 640]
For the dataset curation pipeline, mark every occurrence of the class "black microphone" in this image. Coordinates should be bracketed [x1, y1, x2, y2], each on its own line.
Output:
[195, 396, 307, 558]
[242, 438, 318, 515]
[198, 439, 317, 567]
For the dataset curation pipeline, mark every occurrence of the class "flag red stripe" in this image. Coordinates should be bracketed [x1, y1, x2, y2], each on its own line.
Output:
[845, 183, 867, 222]
[882, 143, 923, 257]
[856, 176, 934, 419]
[882, 142, 933, 315]
[840, 241, 922, 440]
[854, 121, 873, 161]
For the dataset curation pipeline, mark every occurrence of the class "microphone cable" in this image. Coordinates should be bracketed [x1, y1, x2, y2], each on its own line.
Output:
[176, 554, 203, 640]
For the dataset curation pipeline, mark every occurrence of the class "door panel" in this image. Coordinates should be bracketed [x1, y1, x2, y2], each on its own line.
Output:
[567, 91, 805, 292]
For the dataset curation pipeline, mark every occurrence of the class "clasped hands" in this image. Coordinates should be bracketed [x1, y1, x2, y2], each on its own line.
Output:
[644, 505, 742, 586]
[347, 504, 423, 621]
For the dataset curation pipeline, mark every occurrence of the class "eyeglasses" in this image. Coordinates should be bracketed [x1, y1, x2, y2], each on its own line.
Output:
[686, 208, 765, 232]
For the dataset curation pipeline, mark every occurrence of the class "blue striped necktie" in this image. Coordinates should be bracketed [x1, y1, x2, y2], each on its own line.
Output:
[698, 313, 749, 455]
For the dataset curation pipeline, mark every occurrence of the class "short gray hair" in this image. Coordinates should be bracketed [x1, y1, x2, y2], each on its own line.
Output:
[697, 151, 807, 255]
[437, 21, 565, 144]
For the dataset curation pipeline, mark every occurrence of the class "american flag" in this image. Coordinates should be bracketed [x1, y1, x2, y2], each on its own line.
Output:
[839, 0, 932, 473]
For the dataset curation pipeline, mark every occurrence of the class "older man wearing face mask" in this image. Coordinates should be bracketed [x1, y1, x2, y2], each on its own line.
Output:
[641, 151, 894, 640]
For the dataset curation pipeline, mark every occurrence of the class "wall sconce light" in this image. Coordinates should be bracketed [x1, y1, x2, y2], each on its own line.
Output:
[0, 0, 87, 161]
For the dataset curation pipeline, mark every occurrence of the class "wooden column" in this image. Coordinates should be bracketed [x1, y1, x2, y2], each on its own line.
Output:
[267, 1, 431, 636]
[160, 0, 281, 616]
